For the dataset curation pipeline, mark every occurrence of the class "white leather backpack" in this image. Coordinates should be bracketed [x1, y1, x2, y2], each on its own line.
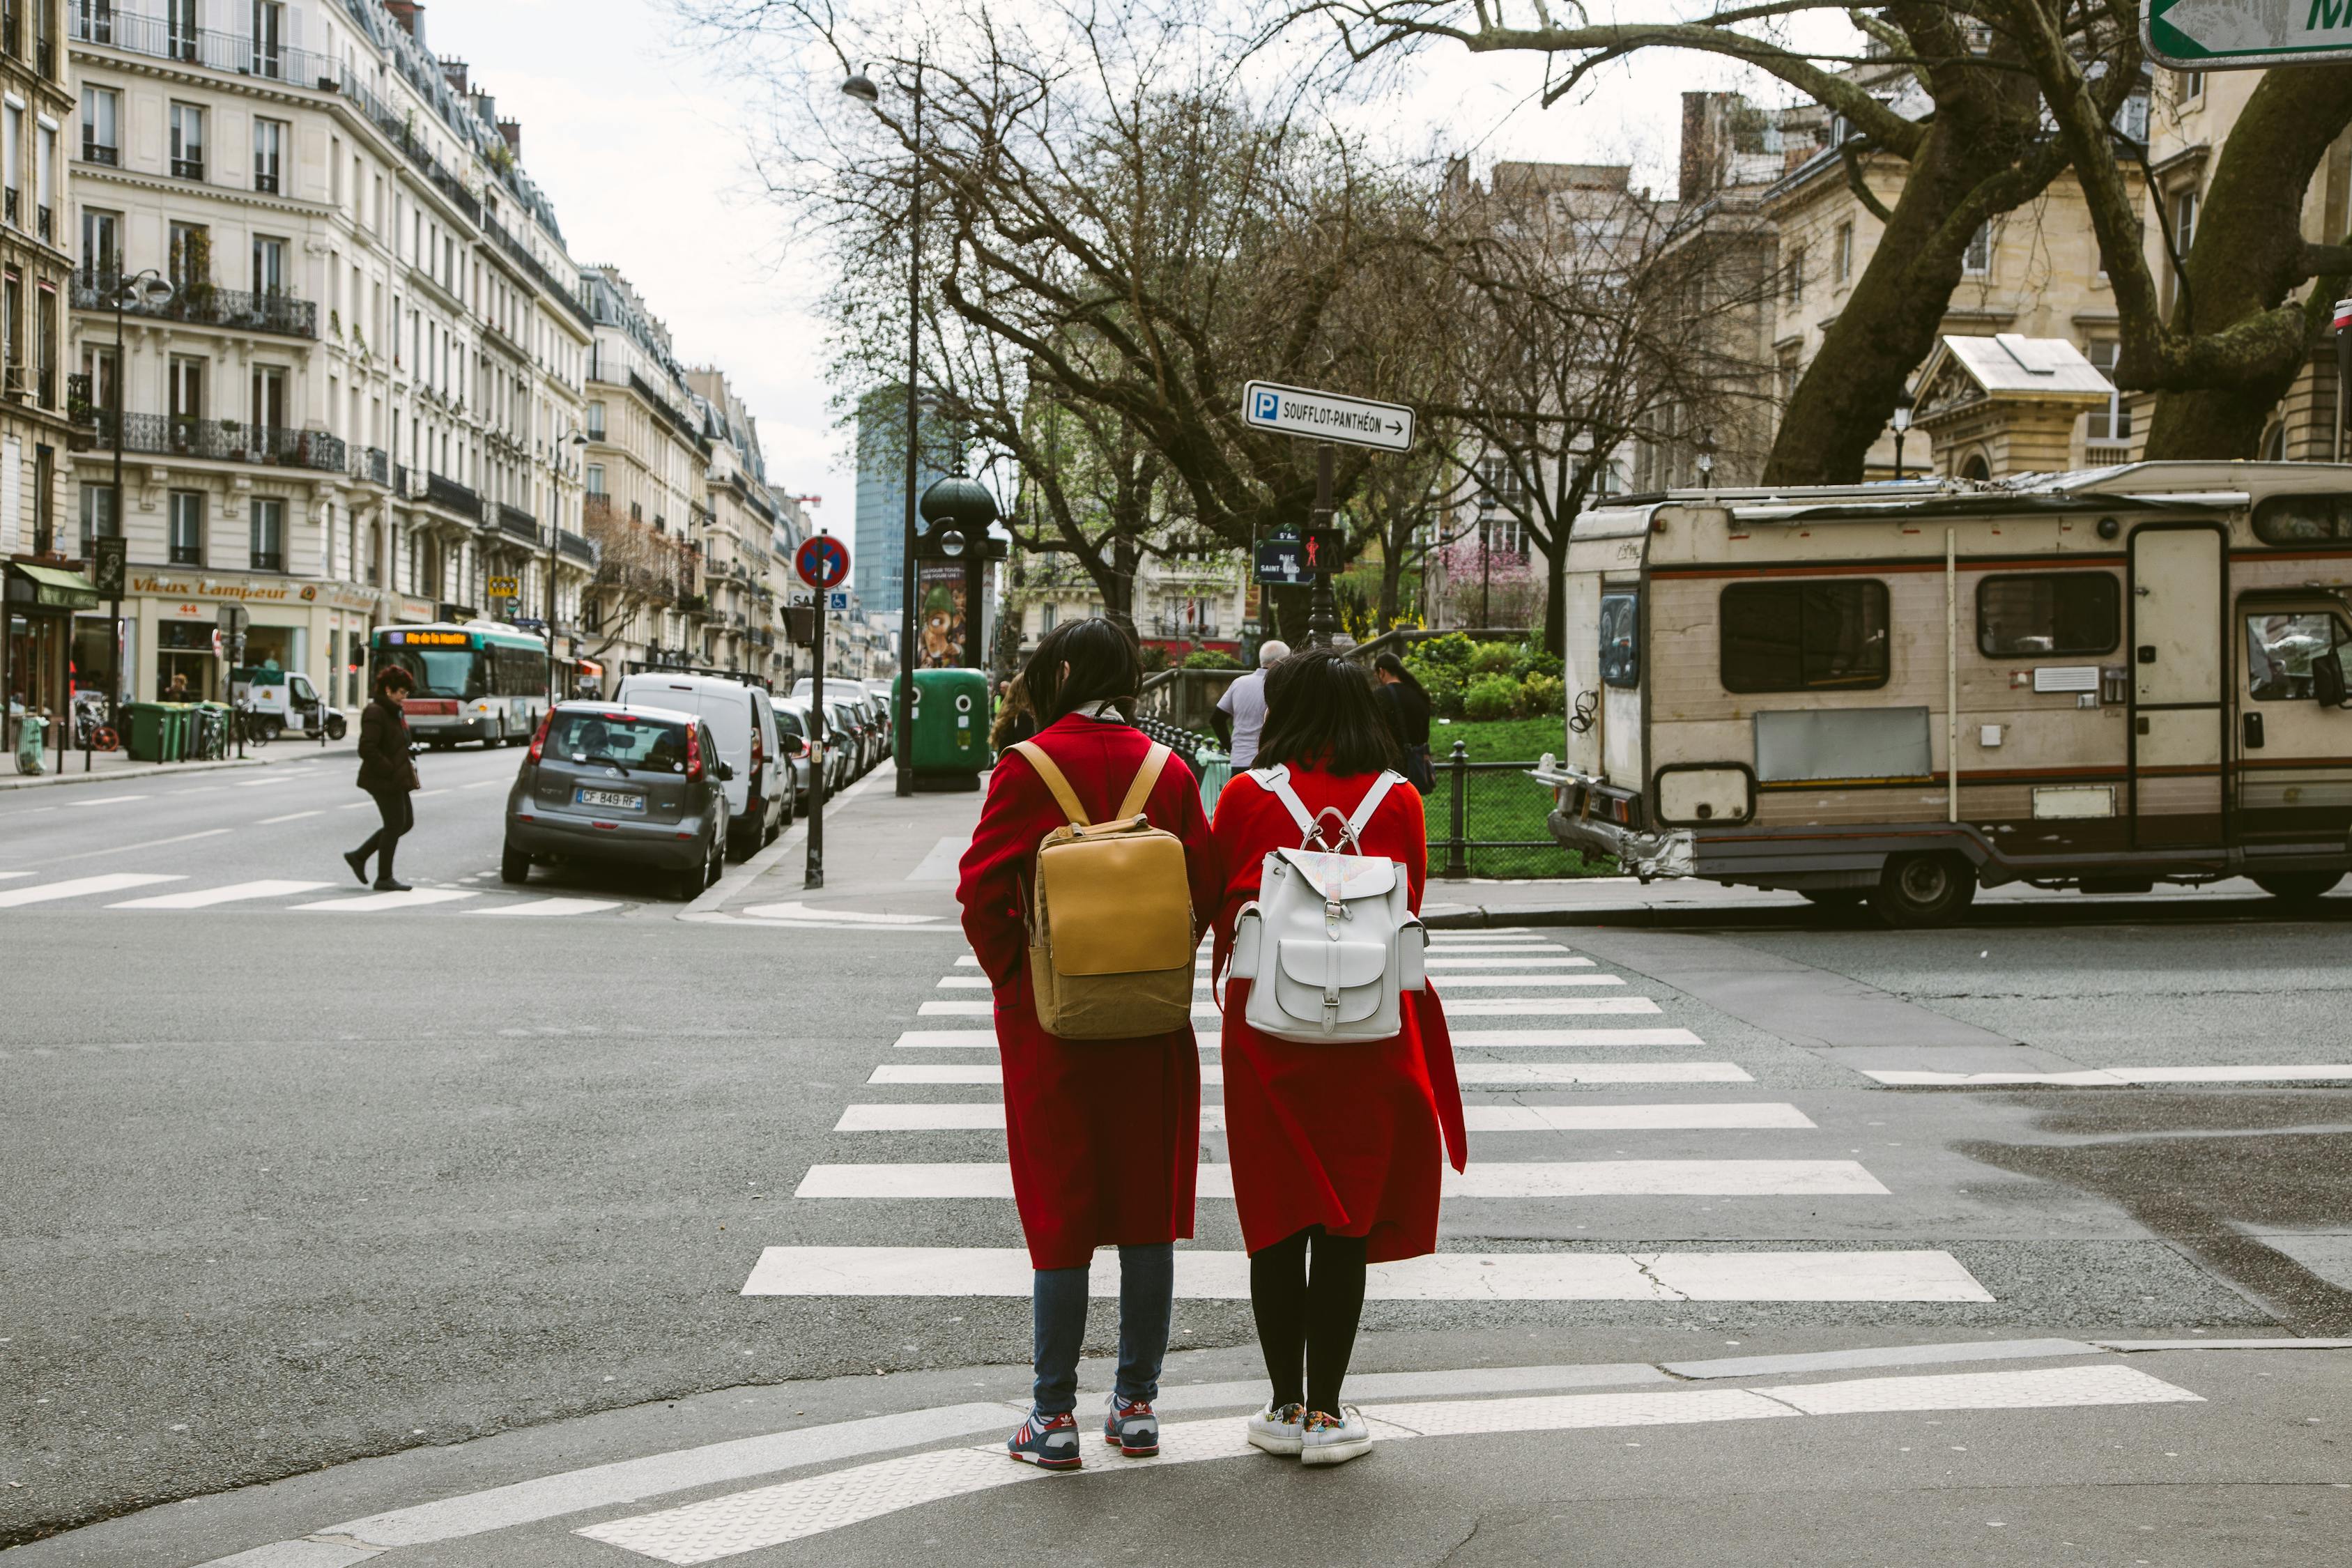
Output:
[1227, 765, 1426, 1043]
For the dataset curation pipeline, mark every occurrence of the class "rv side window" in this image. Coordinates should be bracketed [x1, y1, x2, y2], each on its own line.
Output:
[1719, 580, 1890, 693]
[2251, 494, 2352, 544]
[1976, 573, 2121, 657]
[2245, 612, 2342, 700]
[1599, 592, 1640, 688]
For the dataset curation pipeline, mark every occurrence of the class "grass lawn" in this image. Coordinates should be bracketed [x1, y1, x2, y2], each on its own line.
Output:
[1417, 713, 1616, 879]
[1427, 714, 1568, 764]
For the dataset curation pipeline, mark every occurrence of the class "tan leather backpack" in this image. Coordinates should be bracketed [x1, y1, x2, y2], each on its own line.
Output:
[1011, 739, 1197, 1038]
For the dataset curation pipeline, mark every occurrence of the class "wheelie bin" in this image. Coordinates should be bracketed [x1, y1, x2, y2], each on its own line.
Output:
[901, 668, 991, 790]
[125, 702, 169, 762]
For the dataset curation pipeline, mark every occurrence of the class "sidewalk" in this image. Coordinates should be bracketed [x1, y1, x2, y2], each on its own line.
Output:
[689, 762, 981, 926]
[0, 736, 351, 791]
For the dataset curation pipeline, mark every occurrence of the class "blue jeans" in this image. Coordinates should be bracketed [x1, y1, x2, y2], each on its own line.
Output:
[1031, 1243, 1174, 1416]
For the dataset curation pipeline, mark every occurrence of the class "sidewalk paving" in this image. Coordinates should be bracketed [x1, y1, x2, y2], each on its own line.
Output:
[0, 737, 352, 791]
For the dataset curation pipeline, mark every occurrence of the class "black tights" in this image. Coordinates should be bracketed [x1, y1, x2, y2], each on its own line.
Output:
[352, 786, 413, 880]
[1248, 1225, 1368, 1415]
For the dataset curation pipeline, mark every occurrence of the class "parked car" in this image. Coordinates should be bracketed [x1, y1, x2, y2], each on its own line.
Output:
[821, 695, 862, 790]
[861, 679, 897, 757]
[504, 702, 732, 901]
[613, 672, 783, 859]
[769, 695, 815, 812]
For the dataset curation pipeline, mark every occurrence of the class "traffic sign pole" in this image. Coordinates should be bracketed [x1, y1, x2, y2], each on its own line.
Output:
[793, 534, 850, 890]
[1306, 443, 1340, 647]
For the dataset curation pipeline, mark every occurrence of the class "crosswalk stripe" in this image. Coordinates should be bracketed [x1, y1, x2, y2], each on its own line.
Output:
[919, 995, 1667, 1021]
[934, 976, 992, 988]
[255, 811, 323, 825]
[1417, 974, 1625, 987]
[1424, 956, 1594, 968]
[291, 888, 482, 912]
[0, 873, 182, 907]
[867, 1061, 1757, 1086]
[794, 1160, 1887, 1199]
[739, 1246, 1987, 1301]
[1418, 943, 1570, 954]
[471, 897, 626, 917]
[834, 1102, 1814, 1133]
[889, 1020, 1699, 1050]
[109, 879, 331, 909]
[1450, 1028, 1704, 1046]
[1866, 1064, 2352, 1085]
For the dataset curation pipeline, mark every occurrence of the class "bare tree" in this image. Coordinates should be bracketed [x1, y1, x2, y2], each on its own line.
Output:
[583, 498, 695, 661]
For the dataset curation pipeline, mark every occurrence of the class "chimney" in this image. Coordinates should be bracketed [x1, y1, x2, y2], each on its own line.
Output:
[385, 1, 423, 40]
[1680, 92, 1716, 206]
[471, 91, 497, 125]
[498, 118, 522, 158]
[440, 56, 468, 97]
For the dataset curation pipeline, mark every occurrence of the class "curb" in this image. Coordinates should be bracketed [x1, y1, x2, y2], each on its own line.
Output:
[0, 754, 279, 792]
[680, 762, 900, 918]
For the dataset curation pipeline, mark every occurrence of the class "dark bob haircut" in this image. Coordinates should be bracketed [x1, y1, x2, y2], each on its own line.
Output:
[1022, 618, 1142, 724]
[1373, 652, 1426, 697]
[1254, 647, 1401, 777]
[373, 664, 413, 695]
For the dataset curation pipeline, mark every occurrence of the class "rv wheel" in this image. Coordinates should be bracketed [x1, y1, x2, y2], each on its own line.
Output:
[2252, 872, 2343, 904]
[1869, 853, 1977, 929]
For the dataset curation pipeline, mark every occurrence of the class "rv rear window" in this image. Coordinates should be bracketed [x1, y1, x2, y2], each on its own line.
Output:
[1720, 580, 1890, 693]
[1976, 573, 2120, 657]
[2252, 493, 2352, 544]
[1599, 592, 1640, 688]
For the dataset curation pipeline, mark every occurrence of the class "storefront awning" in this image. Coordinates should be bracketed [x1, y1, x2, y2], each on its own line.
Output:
[6, 563, 100, 612]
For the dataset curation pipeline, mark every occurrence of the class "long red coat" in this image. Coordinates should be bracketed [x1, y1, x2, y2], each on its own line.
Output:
[1210, 765, 1469, 1263]
[956, 714, 1221, 1270]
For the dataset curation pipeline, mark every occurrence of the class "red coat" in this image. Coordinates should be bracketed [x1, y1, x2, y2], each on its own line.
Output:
[1209, 765, 1468, 1263]
[956, 714, 1221, 1270]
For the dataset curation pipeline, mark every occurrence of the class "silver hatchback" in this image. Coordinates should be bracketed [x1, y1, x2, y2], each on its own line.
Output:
[502, 702, 735, 900]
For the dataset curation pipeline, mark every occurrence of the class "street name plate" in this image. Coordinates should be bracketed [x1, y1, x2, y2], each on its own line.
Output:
[1242, 379, 1414, 452]
[2144, 0, 2352, 70]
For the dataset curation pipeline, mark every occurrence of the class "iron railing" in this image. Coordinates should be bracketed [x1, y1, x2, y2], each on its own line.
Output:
[495, 503, 538, 542]
[75, 410, 346, 473]
[81, 137, 118, 167]
[423, 471, 482, 519]
[171, 157, 204, 181]
[1429, 740, 1604, 879]
[557, 530, 596, 564]
[72, 6, 332, 86]
[72, 270, 316, 339]
[351, 445, 390, 486]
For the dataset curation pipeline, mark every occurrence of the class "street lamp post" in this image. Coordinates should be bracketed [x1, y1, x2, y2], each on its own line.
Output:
[1477, 492, 1496, 630]
[553, 430, 587, 702]
[843, 56, 923, 798]
[1892, 390, 1914, 480]
[109, 270, 174, 722]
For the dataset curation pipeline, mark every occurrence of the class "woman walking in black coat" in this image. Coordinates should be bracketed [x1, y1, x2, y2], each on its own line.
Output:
[344, 666, 421, 891]
[1374, 652, 1436, 794]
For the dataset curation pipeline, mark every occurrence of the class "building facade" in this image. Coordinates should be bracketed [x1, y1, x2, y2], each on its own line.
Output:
[686, 366, 786, 684]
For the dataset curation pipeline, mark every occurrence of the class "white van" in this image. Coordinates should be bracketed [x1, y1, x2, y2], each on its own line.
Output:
[613, 672, 783, 859]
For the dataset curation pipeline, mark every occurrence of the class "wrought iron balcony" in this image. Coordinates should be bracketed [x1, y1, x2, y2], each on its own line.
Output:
[351, 445, 390, 487]
[74, 410, 346, 473]
[72, 6, 332, 86]
[496, 503, 539, 543]
[557, 530, 597, 565]
[81, 137, 118, 167]
[171, 157, 204, 182]
[423, 471, 482, 520]
[72, 270, 317, 339]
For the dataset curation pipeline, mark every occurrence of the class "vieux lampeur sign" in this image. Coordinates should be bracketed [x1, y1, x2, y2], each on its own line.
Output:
[2146, 0, 2352, 68]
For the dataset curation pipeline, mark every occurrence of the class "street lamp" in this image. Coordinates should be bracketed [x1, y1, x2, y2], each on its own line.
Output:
[109, 269, 174, 722]
[1891, 389, 1914, 480]
[1477, 491, 1498, 631]
[1695, 429, 1716, 491]
[844, 56, 924, 798]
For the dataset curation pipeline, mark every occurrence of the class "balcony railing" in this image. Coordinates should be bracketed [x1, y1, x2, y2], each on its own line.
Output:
[72, 6, 333, 86]
[74, 410, 346, 473]
[81, 138, 118, 167]
[36, 203, 49, 243]
[171, 157, 203, 181]
[3, 190, 13, 226]
[351, 445, 390, 486]
[335, 64, 481, 226]
[72, 270, 317, 339]
[496, 503, 538, 542]
[423, 471, 482, 520]
[558, 530, 597, 564]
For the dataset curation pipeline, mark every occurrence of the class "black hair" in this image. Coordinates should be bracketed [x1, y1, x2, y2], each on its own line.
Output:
[1022, 618, 1142, 724]
[1255, 647, 1401, 776]
[1373, 652, 1425, 696]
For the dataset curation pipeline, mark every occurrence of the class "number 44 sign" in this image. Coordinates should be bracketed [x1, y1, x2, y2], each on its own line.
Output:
[2145, 0, 2352, 70]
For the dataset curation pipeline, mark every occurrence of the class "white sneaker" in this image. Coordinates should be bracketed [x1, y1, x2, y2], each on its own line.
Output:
[1299, 1405, 1373, 1466]
[1245, 1399, 1305, 1456]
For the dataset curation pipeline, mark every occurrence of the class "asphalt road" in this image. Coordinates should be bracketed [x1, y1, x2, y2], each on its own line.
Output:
[3, 762, 2348, 1560]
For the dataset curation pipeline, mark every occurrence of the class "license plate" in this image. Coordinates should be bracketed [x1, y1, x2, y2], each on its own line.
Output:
[574, 787, 644, 811]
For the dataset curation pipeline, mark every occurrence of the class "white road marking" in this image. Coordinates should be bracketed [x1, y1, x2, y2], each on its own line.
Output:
[65, 793, 148, 806]
[1430, 998, 1663, 1015]
[461, 779, 502, 790]
[255, 810, 323, 825]
[0, 873, 183, 907]
[1868, 1065, 2352, 1085]
[110, 879, 331, 909]
[740, 1247, 1989, 1301]
[934, 976, 992, 989]
[1455, 1063, 1754, 1084]
[339, 801, 374, 810]
[1451, 1028, 1704, 1047]
[472, 898, 626, 917]
[0, 871, 35, 879]
[919, 1001, 994, 1016]
[835, 1102, 1811, 1134]
[414, 788, 452, 797]
[1419, 974, 1627, 987]
[232, 776, 290, 787]
[36, 827, 233, 864]
[739, 900, 944, 925]
[1424, 956, 1594, 968]
[905, 835, 971, 882]
[291, 889, 482, 912]
[795, 1159, 1886, 1199]
[1420, 943, 1570, 953]
[893, 1029, 998, 1047]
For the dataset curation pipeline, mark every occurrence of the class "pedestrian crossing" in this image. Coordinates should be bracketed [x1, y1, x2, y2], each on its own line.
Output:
[0, 868, 627, 916]
[742, 927, 1997, 1306]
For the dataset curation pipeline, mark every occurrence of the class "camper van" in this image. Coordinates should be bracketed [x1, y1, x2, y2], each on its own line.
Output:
[1537, 463, 2352, 925]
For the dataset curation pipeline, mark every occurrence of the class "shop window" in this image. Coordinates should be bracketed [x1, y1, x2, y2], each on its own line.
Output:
[1977, 573, 2121, 656]
[1720, 579, 1891, 692]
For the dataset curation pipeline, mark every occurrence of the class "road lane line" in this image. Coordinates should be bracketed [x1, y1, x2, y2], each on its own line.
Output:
[110, 879, 331, 909]
[24, 827, 234, 866]
[461, 779, 502, 789]
[1866, 1065, 2352, 1085]
[64, 793, 148, 806]
[0, 873, 183, 907]
[291, 888, 481, 912]
[835, 1102, 1813, 1133]
[256, 810, 323, 824]
[1424, 956, 1594, 967]
[1417, 943, 1571, 953]
[740, 1247, 1987, 1301]
[794, 1160, 1886, 1199]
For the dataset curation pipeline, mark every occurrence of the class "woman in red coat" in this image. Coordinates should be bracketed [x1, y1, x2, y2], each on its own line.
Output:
[1209, 647, 1468, 1467]
[956, 620, 1220, 1470]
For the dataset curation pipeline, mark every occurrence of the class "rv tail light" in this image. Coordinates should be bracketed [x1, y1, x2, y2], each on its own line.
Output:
[1651, 516, 1668, 533]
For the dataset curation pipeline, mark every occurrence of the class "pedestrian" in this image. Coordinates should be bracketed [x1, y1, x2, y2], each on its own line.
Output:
[987, 674, 1038, 755]
[162, 672, 190, 702]
[1208, 647, 1468, 1466]
[1374, 652, 1436, 794]
[955, 619, 1222, 1470]
[1211, 638, 1289, 769]
[343, 666, 420, 892]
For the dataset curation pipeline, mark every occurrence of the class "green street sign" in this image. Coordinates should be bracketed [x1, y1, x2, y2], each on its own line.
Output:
[2146, 0, 2352, 70]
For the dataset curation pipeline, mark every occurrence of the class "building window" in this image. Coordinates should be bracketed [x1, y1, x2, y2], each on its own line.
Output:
[253, 118, 286, 195]
[169, 354, 205, 426]
[80, 206, 118, 280]
[80, 1, 118, 47]
[4, 102, 21, 227]
[584, 463, 604, 495]
[1834, 221, 1854, 284]
[249, 499, 285, 573]
[251, 364, 286, 434]
[1786, 244, 1806, 305]
[252, 235, 285, 295]
[32, 444, 51, 555]
[169, 102, 204, 181]
[2085, 341, 2132, 444]
[2178, 69, 2205, 104]
[2173, 188, 2199, 254]
[36, 284, 53, 407]
[169, 490, 204, 565]
[78, 483, 116, 556]
[1962, 222, 1992, 275]
[36, 121, 52, 239]
[1977, 574, 2121, 657]
[1720, 580, 1892, 693]
[79, 85, 118, 166]
[3, 272, 20, 397]
[251, 1, 286, 79]
[586, 400, 606, 439]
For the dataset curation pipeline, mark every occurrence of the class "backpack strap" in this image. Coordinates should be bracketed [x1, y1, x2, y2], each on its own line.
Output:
[1346, 771, 1406, 839]
[1113, 743, 1174, 821]
[1010, 740, 1090, 827]
[1247, 764, 1317, 840]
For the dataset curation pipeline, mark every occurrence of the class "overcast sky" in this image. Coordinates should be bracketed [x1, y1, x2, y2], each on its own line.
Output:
[433, 1, 1836, 530]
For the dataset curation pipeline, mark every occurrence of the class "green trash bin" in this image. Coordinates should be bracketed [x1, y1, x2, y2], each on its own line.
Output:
[125, 702, 168, 762]
[901, 668, 991, 790]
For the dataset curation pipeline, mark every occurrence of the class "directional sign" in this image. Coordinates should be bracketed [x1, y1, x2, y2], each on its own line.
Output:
[1242, 379, 1414, 453]
[486, 576, 519, 600]
[794, 534, 850, 591]
[2144, 0, 2352, 70]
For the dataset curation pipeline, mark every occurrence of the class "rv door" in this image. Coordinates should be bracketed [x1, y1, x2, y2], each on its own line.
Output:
[2129, 525, 2227, 849]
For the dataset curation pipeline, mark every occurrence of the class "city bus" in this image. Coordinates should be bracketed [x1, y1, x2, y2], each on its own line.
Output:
[370, 622, 551, 748]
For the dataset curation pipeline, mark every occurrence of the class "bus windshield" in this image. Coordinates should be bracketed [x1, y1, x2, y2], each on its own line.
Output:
[379, 646, 479, 698]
